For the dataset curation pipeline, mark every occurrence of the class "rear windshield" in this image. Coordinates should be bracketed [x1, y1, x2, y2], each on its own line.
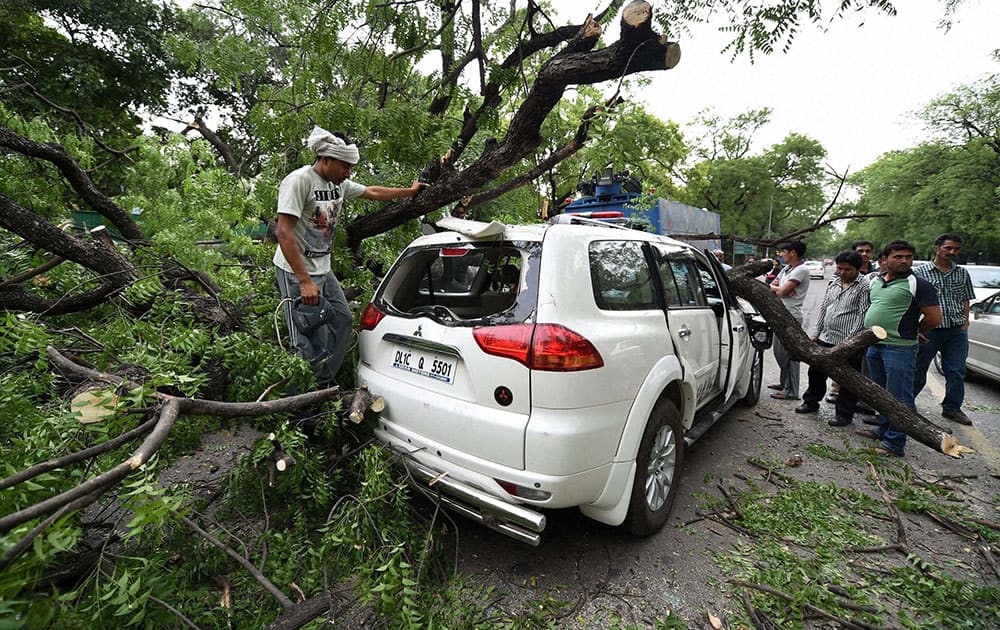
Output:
[375, 241, 539, 325]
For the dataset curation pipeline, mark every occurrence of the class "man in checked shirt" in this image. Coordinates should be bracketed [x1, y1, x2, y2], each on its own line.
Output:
[794, 251, 871, 426]
[912, 233, 977, 425]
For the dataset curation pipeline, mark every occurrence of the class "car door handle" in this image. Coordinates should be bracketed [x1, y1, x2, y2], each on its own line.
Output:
[677, 326, 691, 338]
[733, 324, 746, 332]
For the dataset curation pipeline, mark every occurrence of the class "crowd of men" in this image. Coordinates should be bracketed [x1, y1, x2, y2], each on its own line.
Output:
[766, 235, 975, 457]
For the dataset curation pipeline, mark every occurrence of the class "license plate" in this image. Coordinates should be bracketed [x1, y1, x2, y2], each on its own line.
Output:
[391, 347, 457, 384]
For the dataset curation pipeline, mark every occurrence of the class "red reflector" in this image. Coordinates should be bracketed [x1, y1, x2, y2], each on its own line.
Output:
[495, 479, 518, 495]
[359, 303, 385, 331]
[440, 247, 470, 257]
[473, 324, 603, 371]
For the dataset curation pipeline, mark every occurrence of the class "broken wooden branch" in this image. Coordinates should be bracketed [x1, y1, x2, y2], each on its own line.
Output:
[348, 387, 384, 424]
[867, 461, 908, 551]
[729, 579, 876, 629]
[728, 266, 975, 459]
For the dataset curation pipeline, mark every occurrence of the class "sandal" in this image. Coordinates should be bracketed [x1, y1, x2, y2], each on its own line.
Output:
[873, 447, 903, 457]
[766, 384, 783, 391]
[854, 428, 879, 440]
[769, 392, 799, 400]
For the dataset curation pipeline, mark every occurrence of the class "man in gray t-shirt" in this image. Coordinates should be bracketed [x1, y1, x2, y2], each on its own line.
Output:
[275, 126, 424, 389]
[767, 241, 811, 400]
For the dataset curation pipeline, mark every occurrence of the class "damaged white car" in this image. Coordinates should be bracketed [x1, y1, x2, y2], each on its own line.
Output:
[356, 217, 770, 545]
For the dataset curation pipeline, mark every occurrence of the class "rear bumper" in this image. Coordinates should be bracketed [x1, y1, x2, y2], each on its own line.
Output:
[376, 420, 619, 545]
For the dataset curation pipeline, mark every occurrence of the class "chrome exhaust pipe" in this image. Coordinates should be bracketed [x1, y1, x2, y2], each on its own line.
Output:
[401, 457, 546, 544]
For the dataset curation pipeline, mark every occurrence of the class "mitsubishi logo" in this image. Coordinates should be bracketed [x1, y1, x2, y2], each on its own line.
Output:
[413, 325, 423, 337]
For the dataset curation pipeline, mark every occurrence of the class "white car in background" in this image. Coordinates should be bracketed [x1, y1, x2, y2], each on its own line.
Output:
[804, 260, 825, 279]
[356, 217, 770, 544]
[966, 264, 1000, 304]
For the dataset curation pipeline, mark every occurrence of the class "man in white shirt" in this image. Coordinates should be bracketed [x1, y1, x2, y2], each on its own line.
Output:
[767, 241, 811, 400]
[274, 126, 425, 388]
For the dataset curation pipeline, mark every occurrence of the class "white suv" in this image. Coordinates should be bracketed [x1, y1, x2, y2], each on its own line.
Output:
[357, 218, 770, 545]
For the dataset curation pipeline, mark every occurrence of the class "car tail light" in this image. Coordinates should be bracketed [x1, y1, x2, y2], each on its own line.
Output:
[359, 303, 385, 331]
[473, 323, 604, 371]
[440, 247, 471, 257]
[473, 324, 533, 366]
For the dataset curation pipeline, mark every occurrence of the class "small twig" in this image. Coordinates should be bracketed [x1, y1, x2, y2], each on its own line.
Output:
[179, 513, 294, 610]
[256, 378, 288, 402]
[867, 462, 908, 551]
[717, 482, 745, 520]
[741, 588, 778, 630]
[149, 595, 202, 629]
[925, 511, 979, 540]
[849, 544, 907, 554]
[969, 517, 1000, 532]
[980, 541, 1000, 580]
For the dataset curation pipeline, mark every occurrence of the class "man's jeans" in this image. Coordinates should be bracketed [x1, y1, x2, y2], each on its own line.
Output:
[914, 327, 968, 413]
[772, 315, 803, 398]
[866, 343, 918, 456]
[276, 267, 352, 387]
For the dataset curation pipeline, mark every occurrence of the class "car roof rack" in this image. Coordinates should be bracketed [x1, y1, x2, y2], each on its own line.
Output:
[548, 214, 634, 231]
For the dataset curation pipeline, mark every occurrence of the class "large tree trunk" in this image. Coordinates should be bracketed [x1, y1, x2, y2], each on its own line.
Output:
[728, 263, 972, 458]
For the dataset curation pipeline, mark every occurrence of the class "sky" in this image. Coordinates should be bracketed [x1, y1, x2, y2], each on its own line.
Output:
[555, 1, 1000, 172]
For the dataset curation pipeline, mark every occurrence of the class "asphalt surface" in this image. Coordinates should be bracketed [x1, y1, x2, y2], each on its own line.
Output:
[446, 268, 1000, 627]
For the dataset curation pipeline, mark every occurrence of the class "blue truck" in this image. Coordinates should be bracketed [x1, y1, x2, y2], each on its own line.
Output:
[560, 169, 722, 251]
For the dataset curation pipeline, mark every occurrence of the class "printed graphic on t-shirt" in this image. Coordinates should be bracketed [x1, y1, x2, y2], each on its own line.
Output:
[303, 187, 343, 258]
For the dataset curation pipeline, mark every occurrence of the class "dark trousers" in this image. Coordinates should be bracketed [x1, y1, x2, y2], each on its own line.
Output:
[802, 340, 863, 419]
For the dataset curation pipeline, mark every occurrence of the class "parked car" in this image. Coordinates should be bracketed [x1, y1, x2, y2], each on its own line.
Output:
[935, 290, 1000, 383]
[805, 260, 825, 279]
[356, 217, 771, 544]
[966, 264, 1000, 304]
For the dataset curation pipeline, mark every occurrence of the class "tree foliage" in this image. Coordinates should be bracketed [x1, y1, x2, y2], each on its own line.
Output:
[848, 71, 1000, 261]
[679, 109, 833, 253]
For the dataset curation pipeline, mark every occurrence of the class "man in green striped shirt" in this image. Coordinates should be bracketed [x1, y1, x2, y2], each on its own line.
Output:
[857, 241, 941, 457]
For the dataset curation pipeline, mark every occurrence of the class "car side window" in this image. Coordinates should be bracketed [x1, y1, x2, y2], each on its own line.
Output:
[658, 258, 707, 307]
[589, 240, 658, 310]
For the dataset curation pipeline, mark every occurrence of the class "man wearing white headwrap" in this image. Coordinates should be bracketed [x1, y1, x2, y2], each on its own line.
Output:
[274, 126, 425, 388]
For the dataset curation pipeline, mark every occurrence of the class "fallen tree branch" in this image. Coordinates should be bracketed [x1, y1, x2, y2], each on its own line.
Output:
[0, 347, 340, 567]
[0, 417, 156, 491]
[867, 462, 908, 551]
[729, 579, 876, 630]
[728, 262, 974, 458]
[0, 255, 65, 288]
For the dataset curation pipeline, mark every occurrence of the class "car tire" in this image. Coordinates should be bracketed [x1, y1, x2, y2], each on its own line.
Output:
[739, 349, 764, 406]
[623, 400, 685, 536]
